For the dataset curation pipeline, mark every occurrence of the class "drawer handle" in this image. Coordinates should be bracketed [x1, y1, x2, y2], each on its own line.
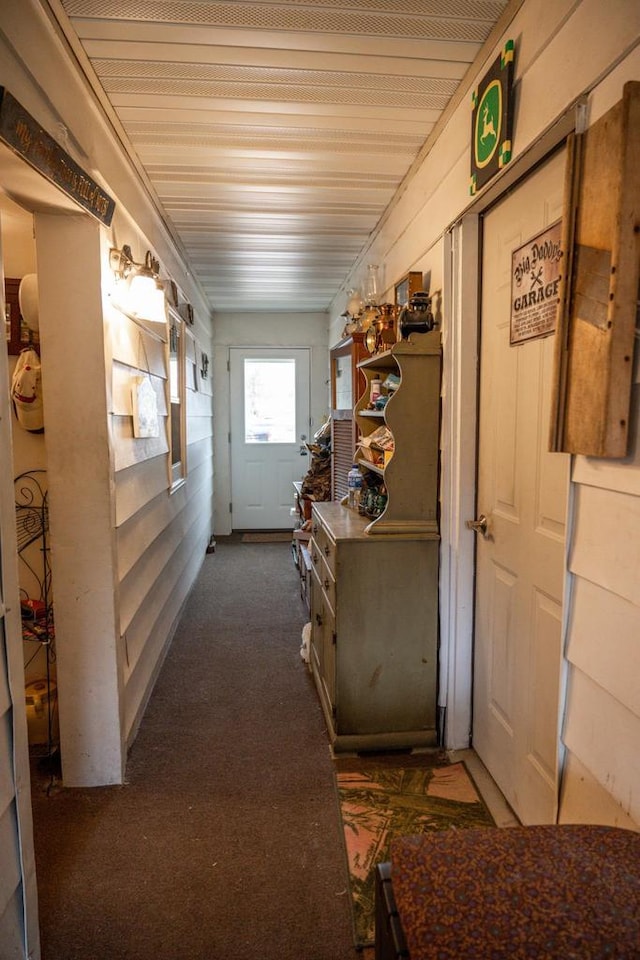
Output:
[312, 524, 319, 534]
[315, 613, 323, 626]
[323, 578, 330, 590]
[324, 545, 330, 556]
[312, 552, 318, 563]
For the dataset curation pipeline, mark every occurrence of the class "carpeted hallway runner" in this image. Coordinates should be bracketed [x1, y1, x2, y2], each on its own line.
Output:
[30, 541, 357, 960]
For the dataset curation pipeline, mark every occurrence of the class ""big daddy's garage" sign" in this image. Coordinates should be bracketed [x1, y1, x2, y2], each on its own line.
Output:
[510, 221, 563, 345]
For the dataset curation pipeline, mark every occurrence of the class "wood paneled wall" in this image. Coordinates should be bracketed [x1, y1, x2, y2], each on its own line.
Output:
[110, 310, 213, 746]
[560, 369, 640, 826]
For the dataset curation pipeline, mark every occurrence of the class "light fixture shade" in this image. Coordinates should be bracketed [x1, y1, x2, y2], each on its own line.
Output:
[127, 274, 166, 323]
[110, 245, 166, 324]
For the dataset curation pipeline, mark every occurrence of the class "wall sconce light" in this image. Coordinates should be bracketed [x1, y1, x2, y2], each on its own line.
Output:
[109, 245, 166, 324]
[110, 245, 160, 282]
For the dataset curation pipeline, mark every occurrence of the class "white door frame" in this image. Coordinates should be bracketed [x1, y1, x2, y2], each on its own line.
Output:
[439, 106, 578, 750]
[229, 346, 311, 530]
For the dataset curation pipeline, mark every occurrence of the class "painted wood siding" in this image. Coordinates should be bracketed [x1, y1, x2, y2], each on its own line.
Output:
[562, 369, 640, 825]
[328, 1, 640, 824]
[110, 311, 213, 746]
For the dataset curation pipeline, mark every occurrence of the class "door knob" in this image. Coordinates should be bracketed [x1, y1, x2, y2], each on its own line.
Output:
[466, 514, 489, 538]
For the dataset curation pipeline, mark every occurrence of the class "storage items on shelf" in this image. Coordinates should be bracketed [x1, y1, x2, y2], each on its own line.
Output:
[346, 465, 363, 509]
[353, 329, 442, 535]
[300, 418, 332, 504]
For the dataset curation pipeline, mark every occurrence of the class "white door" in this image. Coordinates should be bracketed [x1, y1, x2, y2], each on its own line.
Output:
[472, 151, 570, 824]
[230, 347, 310, 529]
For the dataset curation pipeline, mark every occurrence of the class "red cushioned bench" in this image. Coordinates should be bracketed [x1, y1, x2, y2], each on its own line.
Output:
[375, 825, 640, 959]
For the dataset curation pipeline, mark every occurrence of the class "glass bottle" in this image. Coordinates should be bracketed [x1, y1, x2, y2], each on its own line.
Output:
[364, 264, 379, 306]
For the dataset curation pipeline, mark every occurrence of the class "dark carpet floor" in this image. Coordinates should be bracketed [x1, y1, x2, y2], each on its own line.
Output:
[31, 540, 359, 960]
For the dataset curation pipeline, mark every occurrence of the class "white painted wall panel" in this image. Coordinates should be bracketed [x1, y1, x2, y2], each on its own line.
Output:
[115, 455, 173, 527]
[112, 414, 170, 472]
[0, 888, 25, 959]
[112, 363, 167, 418]
[572, 385, 640, 496]
[117, 487, 186, 583]
[109, 318, 167, 379]
[186, 388, 213, 418]
[563, 667, 640, 823]
[118, 474, 209, 634]
[123, 539, 205, 741]
[114, 433, 212, 532]
[560, 752, 639, 830]
[570, 485, 640, 606]
[0, 802, 21, 916]
[566, 577, 640, 719]
[186, 434, 213, 474]
[514, 0, 640, 149]
[186, 412, 213, 446]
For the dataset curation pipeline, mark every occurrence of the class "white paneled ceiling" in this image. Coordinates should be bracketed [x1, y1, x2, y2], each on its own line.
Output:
[52, 0, 513, 312]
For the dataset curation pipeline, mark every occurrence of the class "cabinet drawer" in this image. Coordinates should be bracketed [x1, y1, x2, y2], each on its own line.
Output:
[311, 517, 336, 575]
[318, 553, 336, 614]
[310, 540, 335, 609]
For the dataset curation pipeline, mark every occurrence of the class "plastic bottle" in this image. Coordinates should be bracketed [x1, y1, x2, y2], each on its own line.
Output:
[370, 378, 382, 405]
[347, 465, 362, 509]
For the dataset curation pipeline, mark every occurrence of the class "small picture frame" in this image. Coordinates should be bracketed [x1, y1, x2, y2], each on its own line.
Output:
[394, 271, 423, 306]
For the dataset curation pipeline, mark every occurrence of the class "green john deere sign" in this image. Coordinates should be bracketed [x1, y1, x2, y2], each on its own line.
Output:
[470, 40, 515, 195]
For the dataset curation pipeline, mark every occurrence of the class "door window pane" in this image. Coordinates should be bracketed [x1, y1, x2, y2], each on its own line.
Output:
[244, 358, 296, 443]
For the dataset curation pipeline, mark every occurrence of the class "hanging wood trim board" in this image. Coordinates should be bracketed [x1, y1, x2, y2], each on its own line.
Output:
[550, 81, 640, 457]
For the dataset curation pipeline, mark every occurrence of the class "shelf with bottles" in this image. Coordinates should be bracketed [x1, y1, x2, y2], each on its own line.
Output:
[353, 330, 442, 536]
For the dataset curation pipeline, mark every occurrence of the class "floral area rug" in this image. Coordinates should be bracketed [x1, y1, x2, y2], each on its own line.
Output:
[335, 759, 495, 947]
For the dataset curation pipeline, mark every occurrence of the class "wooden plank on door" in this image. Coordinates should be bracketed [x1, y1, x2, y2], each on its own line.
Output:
[551, 81, 640, 457]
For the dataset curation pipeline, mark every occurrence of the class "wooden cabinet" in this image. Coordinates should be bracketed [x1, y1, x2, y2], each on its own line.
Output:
[309, 502, 439, 753]
[310, 330, 442, 752]
[330, 333, 367, 500]
[354, 330, 441, 535]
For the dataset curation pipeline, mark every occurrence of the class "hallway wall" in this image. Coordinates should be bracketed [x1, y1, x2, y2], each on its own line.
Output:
[111, 298, 214, 744]
[328, 0, 640, 827]
[0, 1, 215, 789]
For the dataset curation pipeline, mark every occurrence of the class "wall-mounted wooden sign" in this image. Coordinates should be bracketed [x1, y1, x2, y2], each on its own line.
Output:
[470, 40, 515, 195]
[510, 221, 563, 345]
[550, 81, 640, 458]
[0, 87, 115, 226]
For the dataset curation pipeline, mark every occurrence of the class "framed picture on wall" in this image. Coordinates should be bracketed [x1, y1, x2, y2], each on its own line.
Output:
[394, 271, 423, 307]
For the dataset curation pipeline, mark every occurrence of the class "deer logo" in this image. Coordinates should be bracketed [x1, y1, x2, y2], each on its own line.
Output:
[480, 103, 496, 145]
